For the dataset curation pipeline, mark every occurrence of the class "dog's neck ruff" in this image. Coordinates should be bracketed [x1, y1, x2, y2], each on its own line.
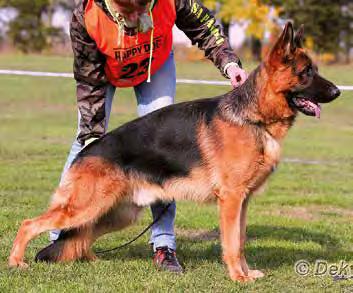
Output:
[219, 66, 260, 126]
[219, 65, 296, 140]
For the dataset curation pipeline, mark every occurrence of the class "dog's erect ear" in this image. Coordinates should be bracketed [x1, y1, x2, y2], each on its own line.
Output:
[294, 24, 305, 49]
[268, 22, 295, 66]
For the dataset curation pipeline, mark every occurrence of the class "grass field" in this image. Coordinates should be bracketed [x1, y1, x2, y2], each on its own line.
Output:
[0, 53, 352, 292]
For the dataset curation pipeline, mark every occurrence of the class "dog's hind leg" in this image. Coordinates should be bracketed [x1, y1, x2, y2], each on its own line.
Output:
[35, 202, 142, 263]
[34, 225, 96, 263]
[9, 158, 129, 268]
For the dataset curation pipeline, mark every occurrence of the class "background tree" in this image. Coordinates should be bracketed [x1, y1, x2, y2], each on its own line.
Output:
[266, 0, 352, 62]
[204, 0, 352, 62]
[0, 0, 74, 53]
[204, 0, 278, 60]
[340, 0, 353, 63]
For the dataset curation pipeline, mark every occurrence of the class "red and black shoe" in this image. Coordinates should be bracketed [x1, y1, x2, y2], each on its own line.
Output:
[153, 246, 183, 273]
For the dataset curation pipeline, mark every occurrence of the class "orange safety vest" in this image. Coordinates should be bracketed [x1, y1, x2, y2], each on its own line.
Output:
[85, 0, 176, 87]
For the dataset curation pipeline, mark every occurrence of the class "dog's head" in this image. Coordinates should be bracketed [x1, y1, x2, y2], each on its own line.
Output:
[265, 22, 340, 118]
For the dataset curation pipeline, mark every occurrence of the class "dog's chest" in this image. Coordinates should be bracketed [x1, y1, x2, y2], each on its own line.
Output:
[245, 133, 281, 193]
[263, 132, 281, 170]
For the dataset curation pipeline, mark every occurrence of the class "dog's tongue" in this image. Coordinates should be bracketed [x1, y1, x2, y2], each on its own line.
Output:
[303, 99, 321, 118]
[293, 98, 321, 118]
[313, 103, 321, 118]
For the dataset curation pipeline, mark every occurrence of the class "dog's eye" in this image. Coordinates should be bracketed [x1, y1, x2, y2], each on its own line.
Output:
[306, 67, 313, 77]
[299, 66, 313, 81]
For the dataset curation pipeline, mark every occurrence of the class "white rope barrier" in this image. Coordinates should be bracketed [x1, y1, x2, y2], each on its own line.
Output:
[1, 69, 353, 91]
[0, 69, 73, 78]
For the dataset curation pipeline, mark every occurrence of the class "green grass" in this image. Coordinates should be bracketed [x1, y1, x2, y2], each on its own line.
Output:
[0, 53, 353, 292]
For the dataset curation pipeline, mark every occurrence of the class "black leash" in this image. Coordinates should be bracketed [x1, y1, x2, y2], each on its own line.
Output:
[95, 202, 172, 254]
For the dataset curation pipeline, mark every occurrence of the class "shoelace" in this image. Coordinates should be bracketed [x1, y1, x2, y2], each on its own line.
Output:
[155, 248, 176, 265]
[164, 250, 176, 263]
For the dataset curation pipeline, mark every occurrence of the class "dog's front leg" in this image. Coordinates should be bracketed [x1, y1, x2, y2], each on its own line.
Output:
[218, 191, 253, 282]
[239, 196, 264, 279]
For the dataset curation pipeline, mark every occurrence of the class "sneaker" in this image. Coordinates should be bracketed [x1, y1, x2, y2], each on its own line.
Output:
[153, 246, 183, 273]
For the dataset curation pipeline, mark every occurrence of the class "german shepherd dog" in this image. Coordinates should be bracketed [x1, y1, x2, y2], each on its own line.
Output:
[9, 22, 340, 282]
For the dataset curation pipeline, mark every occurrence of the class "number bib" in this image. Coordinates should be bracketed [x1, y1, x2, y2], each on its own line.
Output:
[85, 0, 176, 88]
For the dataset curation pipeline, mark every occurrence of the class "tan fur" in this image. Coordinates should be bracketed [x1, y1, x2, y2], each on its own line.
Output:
[9, 158, 130, 267]
[8, 114, 286, 279]
[9, 23, 322, 283]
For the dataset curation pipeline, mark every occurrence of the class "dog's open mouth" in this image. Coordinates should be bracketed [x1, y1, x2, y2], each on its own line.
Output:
[291, 97, 321, 118]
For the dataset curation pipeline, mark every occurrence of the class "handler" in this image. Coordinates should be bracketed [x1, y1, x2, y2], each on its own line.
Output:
[51, 0, 247, 273]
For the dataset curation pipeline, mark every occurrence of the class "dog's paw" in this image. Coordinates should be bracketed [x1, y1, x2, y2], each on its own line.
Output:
[8, 258, 29, 269]
[247, 269, 265, 279]
[82, 252, 98, 262]
[230, 273, 255, 283]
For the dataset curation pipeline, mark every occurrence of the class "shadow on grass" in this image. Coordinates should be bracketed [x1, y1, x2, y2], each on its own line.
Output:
[95, 224, 353, 270]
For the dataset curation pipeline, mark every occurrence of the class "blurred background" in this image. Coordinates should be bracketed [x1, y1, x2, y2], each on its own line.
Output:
[0, 0, 352, 63]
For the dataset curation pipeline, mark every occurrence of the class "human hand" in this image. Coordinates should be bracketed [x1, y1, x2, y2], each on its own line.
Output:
[226, 63, 248, 88]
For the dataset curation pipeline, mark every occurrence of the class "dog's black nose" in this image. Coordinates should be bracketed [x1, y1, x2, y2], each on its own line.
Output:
[331, 87, 341, 99]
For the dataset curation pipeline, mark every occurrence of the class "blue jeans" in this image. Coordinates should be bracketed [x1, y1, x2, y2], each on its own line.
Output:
[50, 53, 177, 251]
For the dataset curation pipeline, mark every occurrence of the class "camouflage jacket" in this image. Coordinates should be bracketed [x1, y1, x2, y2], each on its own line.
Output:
[71, 0, 242, 144]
